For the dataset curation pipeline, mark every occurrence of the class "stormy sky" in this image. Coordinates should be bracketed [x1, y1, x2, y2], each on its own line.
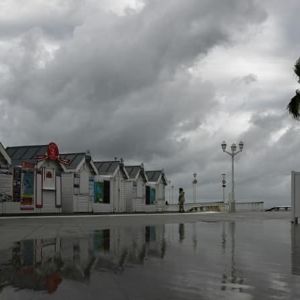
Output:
[0, 0, 299, 206]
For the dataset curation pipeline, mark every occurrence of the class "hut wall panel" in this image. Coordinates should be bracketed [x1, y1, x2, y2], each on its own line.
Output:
[134, 198, 157, 212]
[3, 202, 23, 214]
[61, 173, 74, 213]
[73, 195, 89, 212]
[137, 177, 144, 198]
[92, 203, 113, 213]
[42, 191, 60, 213]
[119, 177, 126, 212]
[124, 181, 133, 212]
[79, 168, 89, 194]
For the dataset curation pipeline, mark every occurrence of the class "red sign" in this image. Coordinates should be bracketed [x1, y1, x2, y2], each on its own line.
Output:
[47, 142, 59, 161]
[36, 142, 70, 166]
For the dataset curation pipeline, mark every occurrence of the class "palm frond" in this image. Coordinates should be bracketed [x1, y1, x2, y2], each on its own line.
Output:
[295, 58, 300, 79]
[287, 91, 300, 119]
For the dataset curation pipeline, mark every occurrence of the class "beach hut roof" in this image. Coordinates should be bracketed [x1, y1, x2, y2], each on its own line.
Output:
[125, 165, 148, 182]
[145, 170, 167, 185]
[59, 152, 98, 174]
[6, 144, 48, 166]
[94, 160, 128, 179]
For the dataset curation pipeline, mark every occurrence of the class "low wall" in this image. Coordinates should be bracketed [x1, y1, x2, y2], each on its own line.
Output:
[165, 201, 264, 213]
[235, 201, 264, 212]
[166, 202, 225, 212]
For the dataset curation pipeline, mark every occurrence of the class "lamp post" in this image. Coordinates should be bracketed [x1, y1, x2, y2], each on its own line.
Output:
[192, 173, 197, 203]
[221, 141, 244, 213]
[168, 180, 171, 203]
[221, 173, 226, 203]
[171, 185, 174, 204]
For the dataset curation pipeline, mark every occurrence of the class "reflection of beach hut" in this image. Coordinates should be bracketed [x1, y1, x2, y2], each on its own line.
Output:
[5, 142, 67, 214]
[60, 152, 98, 213]
[145, 170, 168, 212]
[93, 160, 129, 213]
[124, 165, 148, 212]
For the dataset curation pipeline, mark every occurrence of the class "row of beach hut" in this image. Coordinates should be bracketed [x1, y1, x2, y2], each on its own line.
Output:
[0, 142, 167, 215]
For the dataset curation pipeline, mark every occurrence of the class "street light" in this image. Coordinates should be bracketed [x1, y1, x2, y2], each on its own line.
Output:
[221, 140, 244, 213]
[221, 173, 226, 203]
[192, 173, 197, 203]
[168, 180, 171, 203]
[171, 185, 174, 204]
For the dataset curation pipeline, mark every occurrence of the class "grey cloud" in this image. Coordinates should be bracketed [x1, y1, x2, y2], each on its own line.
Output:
[232, 73, 258, 85]
[0, 0, 272, 204]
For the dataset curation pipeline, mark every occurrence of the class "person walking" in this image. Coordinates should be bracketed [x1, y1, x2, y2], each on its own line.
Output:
[178, 188, 185, 213]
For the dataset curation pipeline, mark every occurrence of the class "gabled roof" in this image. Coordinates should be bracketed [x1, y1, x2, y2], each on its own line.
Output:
[94, 161, 129, 179]
[125, 165, 148, 182]
[6, 144, 48, 166]
[60, 152, 98, 174]
[0, 142, 11, 166]
[60, 153, 85, 170]
[146, 170, 167, 185]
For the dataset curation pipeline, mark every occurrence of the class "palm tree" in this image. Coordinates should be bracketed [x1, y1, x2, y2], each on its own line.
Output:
[287, 58, 300, 119]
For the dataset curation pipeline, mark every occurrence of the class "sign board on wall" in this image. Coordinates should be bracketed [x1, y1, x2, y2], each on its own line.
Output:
[43, 168, 56, 190]
[21, 169, 34, 210]
[13, 167, 21, 202]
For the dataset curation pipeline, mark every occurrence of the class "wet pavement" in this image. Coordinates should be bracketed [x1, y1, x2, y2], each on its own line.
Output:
[0, 211, 299, 299]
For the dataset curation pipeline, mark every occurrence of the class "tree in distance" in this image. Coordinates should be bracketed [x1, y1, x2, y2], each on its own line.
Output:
[288, 58, 300, 119]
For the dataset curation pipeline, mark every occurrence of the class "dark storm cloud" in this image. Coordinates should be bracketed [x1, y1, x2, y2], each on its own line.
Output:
[0, 0, 274, 203]
[0, 0, 83, 39]
[1, 0, 265, 156]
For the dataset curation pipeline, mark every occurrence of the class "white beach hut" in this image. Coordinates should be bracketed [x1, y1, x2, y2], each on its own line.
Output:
[145, 170, 168, 212]
[60, 151, 98, 213]
[124, 164, 148, 212]
[93, 160, 129, 213]
[4, 142, 67, 214]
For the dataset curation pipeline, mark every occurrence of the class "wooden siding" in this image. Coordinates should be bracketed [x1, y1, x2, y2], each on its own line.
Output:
[61, 173, 74, 213]
[0, 173, 12, 197]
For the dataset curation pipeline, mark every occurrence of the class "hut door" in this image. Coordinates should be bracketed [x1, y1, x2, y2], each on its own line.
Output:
[146, 186, 150, 204]
[103, 180, 110, 203]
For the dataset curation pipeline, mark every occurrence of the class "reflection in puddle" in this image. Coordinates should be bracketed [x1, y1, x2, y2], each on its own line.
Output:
[0, 225, 166, 294]
[1, 219, 300, 299]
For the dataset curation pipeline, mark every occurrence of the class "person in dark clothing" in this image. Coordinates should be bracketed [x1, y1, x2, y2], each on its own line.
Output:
[178, 188, 185, 212]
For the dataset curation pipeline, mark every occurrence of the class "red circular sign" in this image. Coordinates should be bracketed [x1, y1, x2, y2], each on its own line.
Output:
[47, 142, 59, 161]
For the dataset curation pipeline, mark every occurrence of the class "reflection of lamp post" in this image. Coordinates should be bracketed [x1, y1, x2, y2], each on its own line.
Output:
[221, 173, 226, 203]
[221, 141, 244, 213]
[192, 173, 197, 203]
